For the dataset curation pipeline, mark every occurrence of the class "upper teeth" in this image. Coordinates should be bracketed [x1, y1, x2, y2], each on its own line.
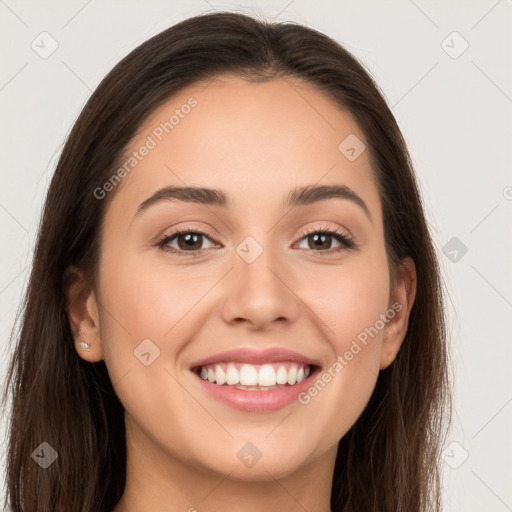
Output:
[199, 362, 311, 387]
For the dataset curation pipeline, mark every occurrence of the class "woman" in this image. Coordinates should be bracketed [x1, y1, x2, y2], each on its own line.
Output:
[1, 11, 452, 512]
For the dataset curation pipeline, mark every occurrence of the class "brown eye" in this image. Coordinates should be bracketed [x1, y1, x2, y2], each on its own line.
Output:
[175, 232, 204, 251]
[157, 229, 217, 255]
[296, 229, 355, 253]
[306, 233, 335, 250]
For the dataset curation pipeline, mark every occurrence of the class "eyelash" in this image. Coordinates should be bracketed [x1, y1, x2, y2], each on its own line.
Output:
[155, 224, 357, 257]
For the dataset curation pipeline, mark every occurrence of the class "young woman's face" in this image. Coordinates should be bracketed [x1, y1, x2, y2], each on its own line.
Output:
[76, 75, 415, 483]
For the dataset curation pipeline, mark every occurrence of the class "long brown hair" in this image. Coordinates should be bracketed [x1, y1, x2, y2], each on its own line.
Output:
[1, 11, 452, 511]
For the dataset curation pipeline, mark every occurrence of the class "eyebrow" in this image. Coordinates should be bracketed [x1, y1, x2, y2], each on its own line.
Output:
[136, 184, 372, 222]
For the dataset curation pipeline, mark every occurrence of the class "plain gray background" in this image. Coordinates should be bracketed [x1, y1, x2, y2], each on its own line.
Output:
[1, 1, 511, 510]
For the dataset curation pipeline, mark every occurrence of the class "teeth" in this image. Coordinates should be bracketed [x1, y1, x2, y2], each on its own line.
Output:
[287, 365, 297, 385]
[215, 365, 226, 385]
[198, 362, 313, 388]
[258, 364, 276, 387]
[276, 365, 288, 385]
[240, 364, 258, 386]
[235, 384, 273, 391]
[226, 365, 239, 385]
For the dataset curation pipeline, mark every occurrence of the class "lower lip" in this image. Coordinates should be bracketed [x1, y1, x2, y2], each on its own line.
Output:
[191, 368, 318, 412]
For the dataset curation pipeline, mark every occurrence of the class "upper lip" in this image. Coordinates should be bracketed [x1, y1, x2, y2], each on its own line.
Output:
[190, 348, 322, 369]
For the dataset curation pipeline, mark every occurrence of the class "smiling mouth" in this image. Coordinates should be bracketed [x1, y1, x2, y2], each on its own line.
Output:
[191, 361, 320, 391]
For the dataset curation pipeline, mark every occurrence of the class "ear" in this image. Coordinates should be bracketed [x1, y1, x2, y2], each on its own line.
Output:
[379, 257, 417, 370]
[63, 265, 104, 362]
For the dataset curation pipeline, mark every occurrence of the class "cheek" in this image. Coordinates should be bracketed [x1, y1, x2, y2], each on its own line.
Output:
[326, 277, 389, 360]
[298, 251, 390, 351]
[96, 252, 208, 435]
[294, 259, 389, 439]
[99, 249, 215, 344]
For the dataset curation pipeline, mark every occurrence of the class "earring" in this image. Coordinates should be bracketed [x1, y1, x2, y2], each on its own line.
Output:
[78, 341, 90, 351]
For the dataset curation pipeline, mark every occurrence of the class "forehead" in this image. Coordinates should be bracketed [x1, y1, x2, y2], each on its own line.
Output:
[106, 75, 381, 222]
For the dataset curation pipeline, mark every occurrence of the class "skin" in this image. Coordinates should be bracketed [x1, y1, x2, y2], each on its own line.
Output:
[65, 75, 416, 512]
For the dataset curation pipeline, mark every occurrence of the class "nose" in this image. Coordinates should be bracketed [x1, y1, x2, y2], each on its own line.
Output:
[220, 241, 301, 330]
